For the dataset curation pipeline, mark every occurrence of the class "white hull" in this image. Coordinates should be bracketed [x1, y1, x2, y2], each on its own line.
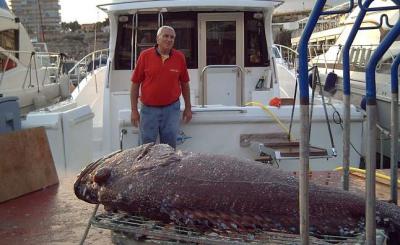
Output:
[18, 1, 366, 176]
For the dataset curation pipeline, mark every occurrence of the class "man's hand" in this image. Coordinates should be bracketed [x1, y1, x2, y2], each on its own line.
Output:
[131, 109, 140, 127]
[182, 107, 192, 124]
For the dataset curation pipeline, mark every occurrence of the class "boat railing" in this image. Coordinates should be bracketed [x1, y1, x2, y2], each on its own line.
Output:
[292, 17, 345, 40]
[0, 49, 64, 87]
[273, 44, 299, 70]
[304, 43, 397, 73]
[271, 43, 398, 82]
[67, 48, 109, 88]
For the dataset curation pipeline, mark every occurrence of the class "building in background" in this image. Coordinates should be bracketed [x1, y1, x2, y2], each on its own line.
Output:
[9, 0, 61, 42]
[272, 0, 347, 47]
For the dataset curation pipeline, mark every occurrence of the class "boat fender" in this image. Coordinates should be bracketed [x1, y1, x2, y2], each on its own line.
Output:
[360, 96, 366, 111]
[269, 97, 281, 107]
[324, 45, 341, 96]
[324, 71, 337, 95]
[59, 74, 70, 99]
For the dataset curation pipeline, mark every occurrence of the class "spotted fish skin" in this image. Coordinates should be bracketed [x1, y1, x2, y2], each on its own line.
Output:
[74, 143, 400, 239]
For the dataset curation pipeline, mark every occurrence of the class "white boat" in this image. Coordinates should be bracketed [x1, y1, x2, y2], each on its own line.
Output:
[290, 0, 399, 160]
[0, 3, 71, 115]
[10, 0, 365, 174]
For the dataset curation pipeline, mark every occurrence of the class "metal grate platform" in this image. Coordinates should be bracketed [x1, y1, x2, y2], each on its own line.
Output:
[90, 212, 376, 245]
[240, 133, 333, 161]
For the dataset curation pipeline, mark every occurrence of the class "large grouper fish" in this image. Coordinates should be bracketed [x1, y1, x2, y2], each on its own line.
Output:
[74, 143, 400, 242]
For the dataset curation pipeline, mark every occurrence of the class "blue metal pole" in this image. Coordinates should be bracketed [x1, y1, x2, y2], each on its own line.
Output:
[299, 0, 327, 101]
[365, 17, 400, 245]
[298, 1, 326, 244]
[391, 54, 400, 93]
[342, 0, 373, 191]
[358, 0, 400, 11]
[366, 22, 400, 101]
[390, 54, 400, 205]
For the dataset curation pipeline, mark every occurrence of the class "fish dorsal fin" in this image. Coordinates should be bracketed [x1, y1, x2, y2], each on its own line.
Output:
[132, 144, 180, 172]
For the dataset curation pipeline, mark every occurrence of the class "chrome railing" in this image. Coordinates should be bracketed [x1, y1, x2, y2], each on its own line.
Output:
[200, 65, 244, 107]
[0, 49, 63, 87]
[306, 44, 397, 73]
[273, 44, 299, 70]
[67, 48, 109, 88]
[278, 43, 397, 74]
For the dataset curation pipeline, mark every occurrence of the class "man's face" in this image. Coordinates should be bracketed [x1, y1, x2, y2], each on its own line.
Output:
[157, 28, 175, 51]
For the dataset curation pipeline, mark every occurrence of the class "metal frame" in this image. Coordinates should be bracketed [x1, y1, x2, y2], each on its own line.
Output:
[342, 0, 373, 191]
[298, 1, 400, 243]
[364, 10, 400, 244]
[390, 54, 400, 205]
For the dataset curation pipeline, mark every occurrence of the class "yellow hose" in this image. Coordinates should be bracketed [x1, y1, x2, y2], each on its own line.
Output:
[245, 101, 294, 140]
[334, 166, 400, 185]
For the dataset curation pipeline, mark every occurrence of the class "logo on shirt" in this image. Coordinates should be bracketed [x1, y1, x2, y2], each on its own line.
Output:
[170, 69, 180, 73]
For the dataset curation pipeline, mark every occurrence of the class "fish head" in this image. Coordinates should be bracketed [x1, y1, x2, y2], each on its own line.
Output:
[73, 150, 120, 204]
[74, 143, 181, 203]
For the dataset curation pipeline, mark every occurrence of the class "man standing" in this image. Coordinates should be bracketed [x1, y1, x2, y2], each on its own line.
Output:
[130, 26, 192, 149]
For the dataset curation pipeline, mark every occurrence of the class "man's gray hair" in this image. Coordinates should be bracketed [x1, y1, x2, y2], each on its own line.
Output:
[157, 26, 175, 38]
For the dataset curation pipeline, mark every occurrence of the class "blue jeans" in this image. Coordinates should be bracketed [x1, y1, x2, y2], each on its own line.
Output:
[139, 100, 180, 148]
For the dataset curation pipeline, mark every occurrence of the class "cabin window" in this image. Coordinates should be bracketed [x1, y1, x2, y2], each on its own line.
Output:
[114, 15, 133, 70]
[0, 53, 17, 73]
[114, 12, 198, 70]
[0, 29, 19, 59]
[164, 12, 197, 69]
[206, 21, 236, 65]
[244, 12, 269, 67]
[136, 14, 158, 56]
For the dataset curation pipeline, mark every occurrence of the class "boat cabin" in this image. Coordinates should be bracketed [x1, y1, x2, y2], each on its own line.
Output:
[99, 0, 283, 106]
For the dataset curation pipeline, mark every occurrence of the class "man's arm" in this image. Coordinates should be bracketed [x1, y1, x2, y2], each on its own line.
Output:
[181, 82, 192, 123]
[130, 83, 140, 127]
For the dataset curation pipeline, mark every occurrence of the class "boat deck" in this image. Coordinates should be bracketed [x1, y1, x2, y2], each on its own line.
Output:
[0, 170, 398, 244]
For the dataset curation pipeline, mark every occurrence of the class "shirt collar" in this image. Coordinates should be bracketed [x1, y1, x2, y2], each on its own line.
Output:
[154, 44, 173, 56]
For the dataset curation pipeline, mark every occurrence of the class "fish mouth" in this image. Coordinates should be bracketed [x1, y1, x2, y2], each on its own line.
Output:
[74, 150, 122, 201]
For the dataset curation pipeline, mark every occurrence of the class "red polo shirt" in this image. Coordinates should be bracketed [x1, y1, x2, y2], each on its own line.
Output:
[131, 47, 190, 106]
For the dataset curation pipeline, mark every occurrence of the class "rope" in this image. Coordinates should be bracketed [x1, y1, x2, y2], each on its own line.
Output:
[245, 101, 294, 140]
[328, 103, 363, 157]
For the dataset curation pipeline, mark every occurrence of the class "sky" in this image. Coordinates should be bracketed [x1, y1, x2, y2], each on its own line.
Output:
[59, 0, 108, 24]
[5, 0, 349, 24]
[6, 0, 108, 24]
